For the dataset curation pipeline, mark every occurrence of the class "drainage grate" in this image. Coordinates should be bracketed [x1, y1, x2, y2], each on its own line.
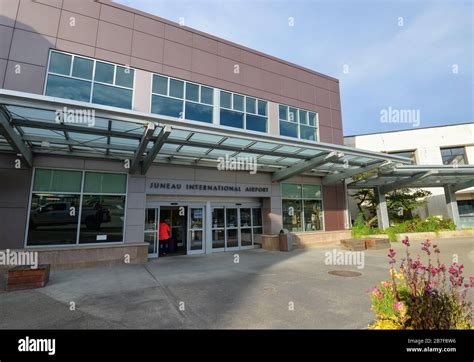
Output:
[328, 270, 362, 277]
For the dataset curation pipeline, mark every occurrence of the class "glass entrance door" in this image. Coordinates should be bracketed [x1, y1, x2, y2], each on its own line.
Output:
[144, 208, 158, 257]
[188, 207, 205, 254]
[225, 208, 239, 250]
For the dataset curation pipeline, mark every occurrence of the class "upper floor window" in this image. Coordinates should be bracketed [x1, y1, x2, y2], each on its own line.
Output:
[279, 104, 318, 141]
[44, 50, 134, 109]
[388, 150, 416, 164]
[440, 147, 467, 165]
[219, 91, 267, 133]
[151, 74, 214, 124]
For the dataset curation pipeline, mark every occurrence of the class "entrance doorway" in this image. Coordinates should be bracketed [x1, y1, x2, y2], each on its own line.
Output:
[211, 204, 263, 252]
[159, 206, 187, 256]
[144, 203, 206, 257]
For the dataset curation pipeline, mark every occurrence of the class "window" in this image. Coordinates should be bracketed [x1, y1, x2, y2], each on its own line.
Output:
[94, 61, 114, 84]
[246, 97, 256, 114]
[458, 200, 474, 216]
[27, 169, 127, 246]
[72, 57, 93, 79]
[151, 95, 183, 118]
[219, 90, 267, 132]
[220, 109, 243, 129]
[151, 74, 214, 123]
[388, 150, 416, 164]
[441, 147, 467, 165]
[186, 83, 199, 102]
[279, 104, 318, 141]
[45, 50, 134, 109]
[282, 183, 323, 232]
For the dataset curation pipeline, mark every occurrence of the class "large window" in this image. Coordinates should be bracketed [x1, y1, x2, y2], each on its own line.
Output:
[151, 74, 214, 123]
[440, 147, 467, 165]
[279, 104, 318, 141]
[45, 50, 134, 109]
[27, 169, 127, 246]
[282, 183, 323, 232]
[220, 91, 267, 132]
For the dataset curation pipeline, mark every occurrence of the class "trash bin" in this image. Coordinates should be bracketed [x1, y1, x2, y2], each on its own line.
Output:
[279, 229, 292, 251]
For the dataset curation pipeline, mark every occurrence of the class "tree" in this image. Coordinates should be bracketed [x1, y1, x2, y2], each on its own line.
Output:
[351, 187, 431, 226]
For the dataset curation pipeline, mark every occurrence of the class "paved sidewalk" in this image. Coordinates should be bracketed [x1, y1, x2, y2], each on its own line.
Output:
[0, 237, 472, 329]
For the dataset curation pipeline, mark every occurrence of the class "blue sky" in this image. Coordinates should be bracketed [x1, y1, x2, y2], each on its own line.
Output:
[116, 0, 473, 136]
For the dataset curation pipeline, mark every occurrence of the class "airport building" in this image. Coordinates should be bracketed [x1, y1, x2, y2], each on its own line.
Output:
[344, 123, 474, 228]
[0, 0, 472, 268]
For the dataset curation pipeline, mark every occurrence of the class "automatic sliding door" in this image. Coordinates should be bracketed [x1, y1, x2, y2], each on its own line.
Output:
[212, 208, 225, 250]
[225, 208, 239, 249]
[144, 208, 158, 257]
[240, 208, 252, 247]
[188, 207, 205, 254]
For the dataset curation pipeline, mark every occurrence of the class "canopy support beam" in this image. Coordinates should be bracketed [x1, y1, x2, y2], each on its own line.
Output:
[444, 185, 462, 230]
[0, 106, 33, 167]
[272, 151, 344, 182]
[141, 125, 171, 175]
[129, 123, 155, 174]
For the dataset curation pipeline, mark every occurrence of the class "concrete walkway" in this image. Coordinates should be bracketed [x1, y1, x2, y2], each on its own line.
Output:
[0, 237, 472, 329]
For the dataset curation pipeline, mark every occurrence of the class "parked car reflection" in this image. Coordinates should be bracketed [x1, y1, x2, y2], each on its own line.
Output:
[30, 201, 111, 230]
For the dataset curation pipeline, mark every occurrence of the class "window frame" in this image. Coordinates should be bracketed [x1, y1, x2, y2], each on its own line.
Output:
[24, 167, 129, 248]
[150, 73, 215, 123]
[440, 146, 467, 165]
[281, 182, 324, 232]
[44, 50, 135, 109]
[218, 89, 268, 133]
[278, 104, 319, 141]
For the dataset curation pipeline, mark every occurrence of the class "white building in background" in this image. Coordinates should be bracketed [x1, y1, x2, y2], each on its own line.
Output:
[344, 123, 474, 228]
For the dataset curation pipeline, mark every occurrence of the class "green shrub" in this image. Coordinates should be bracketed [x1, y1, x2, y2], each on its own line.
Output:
[352, 215, 458, 241]
[352, 213, 372, 239]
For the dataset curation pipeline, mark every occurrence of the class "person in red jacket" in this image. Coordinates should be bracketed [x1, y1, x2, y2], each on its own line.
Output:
[158, 219, 171, 256]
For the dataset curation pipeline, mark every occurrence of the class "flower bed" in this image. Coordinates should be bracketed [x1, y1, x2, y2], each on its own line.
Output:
[368, 238, 473, 329]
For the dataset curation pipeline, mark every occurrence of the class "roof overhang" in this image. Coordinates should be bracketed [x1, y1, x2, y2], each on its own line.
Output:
[0, 89, 413, 180]
[348, 165, 474, 192]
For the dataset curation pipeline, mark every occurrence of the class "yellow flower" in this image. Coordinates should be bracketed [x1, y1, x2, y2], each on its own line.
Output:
[390, 268, 404, 280]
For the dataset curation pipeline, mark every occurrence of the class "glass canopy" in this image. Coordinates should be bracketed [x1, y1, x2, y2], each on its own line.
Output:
[0, 91, 416, 182]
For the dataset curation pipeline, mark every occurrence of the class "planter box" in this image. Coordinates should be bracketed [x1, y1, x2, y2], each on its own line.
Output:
[367, 229, 474, 242]
[340, 239, 366, 251]
[364, 238, 390, 250]
[261, 235, 280, 251]
[341, 238, 390, 251]
[6, 264, 50, 291]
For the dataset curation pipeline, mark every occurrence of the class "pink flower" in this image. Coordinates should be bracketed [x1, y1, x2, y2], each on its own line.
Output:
[393, 302, 403, 312]
[388, 248, 396, 264]
[382, 281, 389, 288]
[402, 238, 410, 247]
